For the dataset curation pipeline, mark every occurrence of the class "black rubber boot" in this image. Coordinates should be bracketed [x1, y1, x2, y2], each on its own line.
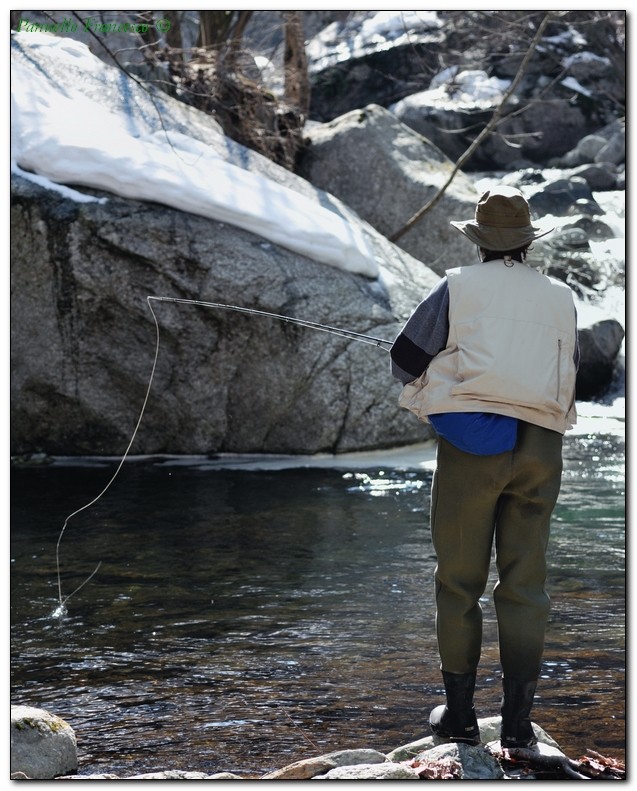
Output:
[500, 677, 538, 748]
[429, 671, 481, 745]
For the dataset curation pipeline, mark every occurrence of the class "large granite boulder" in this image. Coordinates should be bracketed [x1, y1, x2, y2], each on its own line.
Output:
[10, 31, 444, 457]
[297, 104, 479, 277]
[10, 171, 439, 456]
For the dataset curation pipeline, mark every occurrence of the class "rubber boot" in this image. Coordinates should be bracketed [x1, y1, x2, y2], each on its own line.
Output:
[429, 671, 481, 745]
[500, 677, 538, 748]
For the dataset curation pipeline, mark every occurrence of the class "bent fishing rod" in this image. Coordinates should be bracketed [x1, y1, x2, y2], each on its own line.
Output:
[54, 294, 394, 616]
[147, 296, 394, 351]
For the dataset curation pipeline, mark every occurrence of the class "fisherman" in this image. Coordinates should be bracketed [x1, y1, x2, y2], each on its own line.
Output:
[390, 185, 579, 748]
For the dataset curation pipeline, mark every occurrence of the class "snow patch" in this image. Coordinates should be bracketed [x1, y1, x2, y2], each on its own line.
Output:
[11, 32, 378, 278]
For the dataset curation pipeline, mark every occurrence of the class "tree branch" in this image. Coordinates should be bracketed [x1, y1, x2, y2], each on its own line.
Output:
[389, 11, 553, 244]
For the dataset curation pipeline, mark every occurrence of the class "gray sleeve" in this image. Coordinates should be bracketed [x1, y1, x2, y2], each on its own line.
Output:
[390, 278, 450, 384]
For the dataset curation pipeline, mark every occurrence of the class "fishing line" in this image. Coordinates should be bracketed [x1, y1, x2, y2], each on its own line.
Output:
[53, 295, 393, 616]
[52, 297, 162, 618]
[148, 296, 394, 350]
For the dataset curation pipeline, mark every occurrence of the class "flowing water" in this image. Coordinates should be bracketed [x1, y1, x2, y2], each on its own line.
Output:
[10, 401, 625, 777]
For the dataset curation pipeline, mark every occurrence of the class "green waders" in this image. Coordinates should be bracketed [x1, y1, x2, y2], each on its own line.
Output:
[430, 420, 563, 681]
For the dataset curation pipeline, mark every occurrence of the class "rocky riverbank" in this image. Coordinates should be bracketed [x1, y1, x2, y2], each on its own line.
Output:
[11, 704, 624, 781]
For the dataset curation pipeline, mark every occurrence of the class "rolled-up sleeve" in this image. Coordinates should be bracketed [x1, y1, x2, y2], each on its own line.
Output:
[390, 278, 450, 385]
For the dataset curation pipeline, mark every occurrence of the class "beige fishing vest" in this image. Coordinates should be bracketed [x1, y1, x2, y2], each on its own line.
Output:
[399, 260, 578, 434]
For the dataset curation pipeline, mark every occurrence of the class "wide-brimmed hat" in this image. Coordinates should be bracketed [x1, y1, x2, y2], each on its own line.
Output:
[450, 185, 553, 250]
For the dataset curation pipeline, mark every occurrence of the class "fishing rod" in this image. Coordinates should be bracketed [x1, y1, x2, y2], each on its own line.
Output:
[53, 294, 394, 616]
[147, 296, 394, 351]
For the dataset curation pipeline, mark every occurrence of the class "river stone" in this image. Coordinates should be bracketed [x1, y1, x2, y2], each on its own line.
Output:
[390, 76, 595, 171]
[56, 774, 121, 780]
[576, 319, 625, 400]
[59, 771, 237, 780]
[11, 705, 78, 779]
[528, 177, 602, 217]
[206, 772, 245, 779]
[313, 762, 420, 780]
[414, 742, 504, 780]
[261, 756, 338, 780]
[303, 12, 622, 172]
[575, 134, 607, 163]
[324, 748, 388, 766]
[556, 120, 625, 170]
[595, 132, 625, 167]
[261, 748, 387, 779]
[386, 734, 436, 763]
[127, 770, 219, 779]
[387, 716, 563, 762]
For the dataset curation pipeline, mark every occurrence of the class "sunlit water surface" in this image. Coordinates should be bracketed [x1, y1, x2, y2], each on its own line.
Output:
[11, 404, 624, 777]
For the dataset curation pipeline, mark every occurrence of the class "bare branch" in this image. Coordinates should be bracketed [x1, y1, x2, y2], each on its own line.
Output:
[389, 12, 553, 244]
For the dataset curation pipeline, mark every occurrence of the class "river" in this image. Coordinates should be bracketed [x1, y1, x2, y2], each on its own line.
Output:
[10, 395, 625, 777]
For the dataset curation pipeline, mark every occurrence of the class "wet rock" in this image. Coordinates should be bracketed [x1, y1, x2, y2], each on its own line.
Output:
[11, 705, 78, 779]
[576, 319, 625, 400]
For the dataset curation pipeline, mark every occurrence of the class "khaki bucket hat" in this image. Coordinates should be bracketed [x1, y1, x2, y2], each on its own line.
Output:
[450, 185, 553, 250]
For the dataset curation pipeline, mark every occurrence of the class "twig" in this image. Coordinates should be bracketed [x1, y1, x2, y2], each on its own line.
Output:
[279, 706, 321, 754]
[389, 11, 553, 244]
[492, 743, 625, 781]
[69, 12, 183, 160]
